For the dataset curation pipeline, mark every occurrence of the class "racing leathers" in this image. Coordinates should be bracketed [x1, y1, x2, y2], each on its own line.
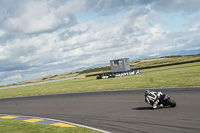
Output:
[145, 90, 163, 109]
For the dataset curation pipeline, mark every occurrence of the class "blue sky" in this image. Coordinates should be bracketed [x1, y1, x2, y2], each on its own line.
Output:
[0, 0, 200, 85]
[160, 12, 186, 32]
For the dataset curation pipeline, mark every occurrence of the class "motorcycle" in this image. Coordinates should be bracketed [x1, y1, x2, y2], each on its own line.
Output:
[158, 94, 176, 108]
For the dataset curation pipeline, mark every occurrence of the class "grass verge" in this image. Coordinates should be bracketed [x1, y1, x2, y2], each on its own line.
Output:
[0, 118, 100, 133]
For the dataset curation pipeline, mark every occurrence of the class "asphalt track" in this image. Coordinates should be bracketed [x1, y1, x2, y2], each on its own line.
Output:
[0, 87, 200, 133]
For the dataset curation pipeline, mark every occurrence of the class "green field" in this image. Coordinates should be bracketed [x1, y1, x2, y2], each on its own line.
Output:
[0, 62, 199, 99]
[0, 118, 100, 133]
[130, 54, 200, 68]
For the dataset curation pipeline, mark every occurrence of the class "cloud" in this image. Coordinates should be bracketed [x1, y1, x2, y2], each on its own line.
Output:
[84, 0, 200, 15]
[152, 0, 200, 13]
[0, 29, 5, 36]
[189, 23, 200, 31]
[3, 74, 22, 82]
[0, 0, 200, 85]
[2, 0, 83, 34]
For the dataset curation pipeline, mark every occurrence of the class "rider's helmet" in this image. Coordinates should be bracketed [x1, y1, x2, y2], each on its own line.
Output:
[145, 90, 150, 96]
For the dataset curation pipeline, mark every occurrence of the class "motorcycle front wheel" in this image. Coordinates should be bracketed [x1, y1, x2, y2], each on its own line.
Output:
[167, 99, 176, 107]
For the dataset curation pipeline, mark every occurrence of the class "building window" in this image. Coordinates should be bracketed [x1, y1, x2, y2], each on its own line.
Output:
[113, 60, 119, 66]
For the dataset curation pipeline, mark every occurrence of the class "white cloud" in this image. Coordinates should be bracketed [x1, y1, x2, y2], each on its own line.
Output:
[189, 23, 200, 31]
[148, 53, 160, 57]
[0, 29, 5, 36]
[5, 1, 56, 33]
[3, 74, 22, 81]
[0, 0, 200, 85]
[4, 0, 85, 34]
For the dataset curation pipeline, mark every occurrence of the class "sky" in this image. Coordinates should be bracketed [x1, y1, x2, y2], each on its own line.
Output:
[0, 0, 200, 85]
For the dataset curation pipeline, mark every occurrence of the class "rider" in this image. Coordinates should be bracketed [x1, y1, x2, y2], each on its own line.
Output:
[145, 90, 163, 109]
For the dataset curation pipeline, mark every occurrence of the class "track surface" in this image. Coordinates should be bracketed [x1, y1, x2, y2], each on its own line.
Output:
[0, 87, 200, 133]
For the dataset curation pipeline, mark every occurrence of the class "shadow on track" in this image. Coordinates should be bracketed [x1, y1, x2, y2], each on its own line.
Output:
[133, 107, 153, 110]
